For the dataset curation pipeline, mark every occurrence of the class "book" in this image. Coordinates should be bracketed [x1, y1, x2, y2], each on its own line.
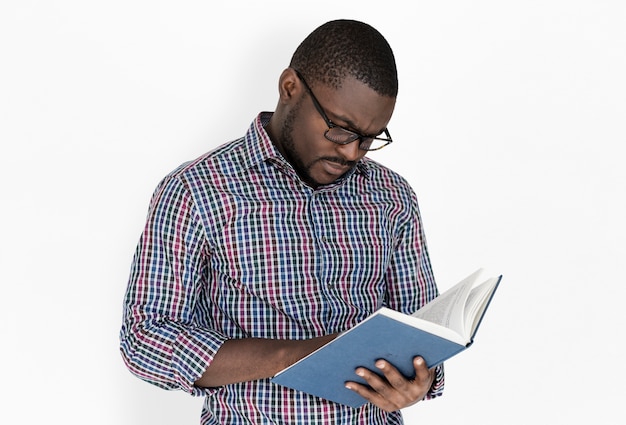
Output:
[270, 269, 502, 408]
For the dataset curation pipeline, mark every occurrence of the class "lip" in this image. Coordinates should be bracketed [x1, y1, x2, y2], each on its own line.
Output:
[321, 159, 351, 176]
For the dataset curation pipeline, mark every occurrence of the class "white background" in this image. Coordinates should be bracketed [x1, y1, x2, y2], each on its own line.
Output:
[1, 1, 624, 424]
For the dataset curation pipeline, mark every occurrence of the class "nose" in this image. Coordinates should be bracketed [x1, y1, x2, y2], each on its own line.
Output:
[336, 139, 362, 162]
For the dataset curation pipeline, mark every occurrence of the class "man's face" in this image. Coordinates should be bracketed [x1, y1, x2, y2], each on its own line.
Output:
[277, 75, 396, 188]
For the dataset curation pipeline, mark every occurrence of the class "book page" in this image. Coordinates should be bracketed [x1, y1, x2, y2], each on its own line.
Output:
[378, 307, 468, 345]
[464, 277, 499, 337]
[411, 270, 480, 339]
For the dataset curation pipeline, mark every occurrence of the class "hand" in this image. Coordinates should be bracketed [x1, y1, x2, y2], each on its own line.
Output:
[345, 356, 435, 412]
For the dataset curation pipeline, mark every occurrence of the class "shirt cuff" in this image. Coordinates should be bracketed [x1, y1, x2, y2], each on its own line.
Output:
[171, 326, 229, 396]
[424, 363, 445, 399]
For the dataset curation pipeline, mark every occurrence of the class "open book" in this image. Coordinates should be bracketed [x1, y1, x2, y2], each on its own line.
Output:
[271, 269, 502, 408]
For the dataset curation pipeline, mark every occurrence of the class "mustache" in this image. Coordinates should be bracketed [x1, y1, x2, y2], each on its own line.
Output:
[320, 157, 357, 167]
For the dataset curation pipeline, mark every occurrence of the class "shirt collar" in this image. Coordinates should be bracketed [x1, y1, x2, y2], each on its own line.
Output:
[243, 112, 371, 183]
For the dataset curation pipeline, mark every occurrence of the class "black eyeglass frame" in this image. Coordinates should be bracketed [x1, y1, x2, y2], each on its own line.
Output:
[293, 69, 393, 152]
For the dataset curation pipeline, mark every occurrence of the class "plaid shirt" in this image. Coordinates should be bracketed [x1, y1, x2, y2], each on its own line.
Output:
[120, 113, 444, 424]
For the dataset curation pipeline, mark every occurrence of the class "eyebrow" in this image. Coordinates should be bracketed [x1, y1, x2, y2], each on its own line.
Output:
[327, 111, 385, 138]
[295, 68, 386, 138]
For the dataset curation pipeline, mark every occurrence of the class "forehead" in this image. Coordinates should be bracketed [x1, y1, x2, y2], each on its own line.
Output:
[313, 76, 396, 135]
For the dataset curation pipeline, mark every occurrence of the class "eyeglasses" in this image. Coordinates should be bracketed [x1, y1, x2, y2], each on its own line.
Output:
[293, 69, 393, 151]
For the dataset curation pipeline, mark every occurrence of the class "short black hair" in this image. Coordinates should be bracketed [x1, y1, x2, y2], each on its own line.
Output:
[289, 19, 398, 97]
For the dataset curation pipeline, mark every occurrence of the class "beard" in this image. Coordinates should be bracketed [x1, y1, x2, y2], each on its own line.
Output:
[278, 100, 357, 188]
[279, 100, 317, 186]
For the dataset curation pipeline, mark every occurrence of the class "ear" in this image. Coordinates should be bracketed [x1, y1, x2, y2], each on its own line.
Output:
[277, 68, 302, 103]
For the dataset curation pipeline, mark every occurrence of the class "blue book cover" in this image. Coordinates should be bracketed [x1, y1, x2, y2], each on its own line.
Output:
[271, 272, 501, 408]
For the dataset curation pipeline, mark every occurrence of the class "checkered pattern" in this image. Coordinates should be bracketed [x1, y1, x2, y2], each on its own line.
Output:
[120, 113, 443, 424]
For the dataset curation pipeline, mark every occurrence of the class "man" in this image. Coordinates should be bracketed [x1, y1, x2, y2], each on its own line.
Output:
[120, 19, 444, 424]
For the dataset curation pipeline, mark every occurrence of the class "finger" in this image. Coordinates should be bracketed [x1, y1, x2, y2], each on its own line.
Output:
[345, 361, 433, 412]
[345, 375, 397, 412]
[373, 360, 410, 391]
[413, 357, 435, 387]
[413, 357, 428, 378]
[354, 363, 415, 410]
[373, 358, 432, 406]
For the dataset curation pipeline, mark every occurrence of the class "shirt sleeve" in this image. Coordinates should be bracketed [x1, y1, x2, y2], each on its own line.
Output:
[119, 175, 227, 395]
[426, 364, 445, 399]
[383, 182, 445, 398]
